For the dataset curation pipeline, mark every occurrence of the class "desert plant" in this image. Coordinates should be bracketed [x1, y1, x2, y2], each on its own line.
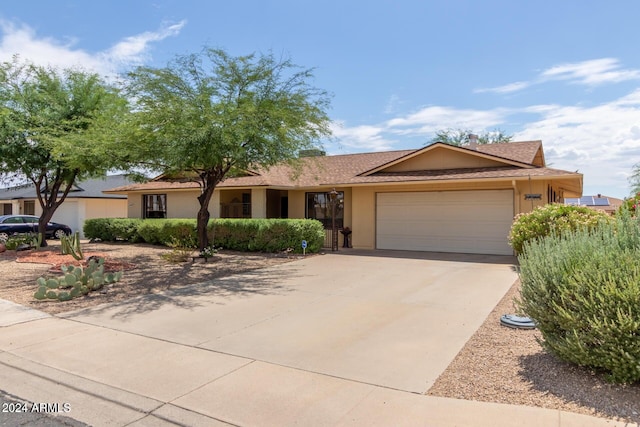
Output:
[619, 193, 640, 216]
[28, 232, 42, 250]
[60, 231, 84, 260]
[199, 245, 218, 258]
[161, 230, 198, 263]
[518, 210, 640, 384]
[4, 234, 32, 251]
[509, 203, 612, 254]
[33, 257, 123, 301]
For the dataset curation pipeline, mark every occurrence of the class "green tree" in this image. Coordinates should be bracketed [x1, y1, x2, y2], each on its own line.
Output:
[429, 128, 512, 146]
[0, 58, 129, 246]
[629, 162, 640, 195]
[122, 48, 332, 249]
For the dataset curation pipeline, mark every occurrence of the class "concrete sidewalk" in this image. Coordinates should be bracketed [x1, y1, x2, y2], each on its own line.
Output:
[0, 252, 633, 426]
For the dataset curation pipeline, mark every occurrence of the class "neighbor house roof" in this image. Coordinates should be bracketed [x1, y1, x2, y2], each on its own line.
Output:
[0, 175, 134, 200]
[564, 194, 624, 213]
[104, 141, 578, 192]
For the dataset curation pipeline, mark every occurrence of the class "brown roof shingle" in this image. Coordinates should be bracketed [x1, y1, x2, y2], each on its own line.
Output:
[105, 141, 575, 192]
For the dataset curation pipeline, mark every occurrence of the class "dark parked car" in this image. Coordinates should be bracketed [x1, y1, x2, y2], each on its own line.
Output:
[0, 215, 72, 242]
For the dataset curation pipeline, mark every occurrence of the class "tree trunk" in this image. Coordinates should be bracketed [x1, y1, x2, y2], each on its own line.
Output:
[34, 168, 79, 248]
[196, 205, 210, 251]
[38, 208, 55, 247]
[196, 180, 217, 251]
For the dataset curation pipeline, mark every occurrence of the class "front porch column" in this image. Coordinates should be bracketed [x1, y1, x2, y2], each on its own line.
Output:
[251, 188, 267, 218]
[11, 201, 20, 215]
[211, 190, 221, 218]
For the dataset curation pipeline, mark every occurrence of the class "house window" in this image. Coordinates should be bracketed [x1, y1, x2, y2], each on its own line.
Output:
[143, 194, 167, 218]
[242, 193, 251, 216]
[2, 203, 12, 215]
[306, 191, 344, 229]
[23, 201, 35, 216]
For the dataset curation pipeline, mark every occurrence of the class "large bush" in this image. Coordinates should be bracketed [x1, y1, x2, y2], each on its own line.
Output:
[84, 218, 143, 242]
[84, 218, 325, 253]
[209, 218, 324, 253]
[518, 211, 640, 384]
[509, 203, 611, 254]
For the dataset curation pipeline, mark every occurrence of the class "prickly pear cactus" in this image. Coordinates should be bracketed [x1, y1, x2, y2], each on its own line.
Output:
[32, 257, 123, 301]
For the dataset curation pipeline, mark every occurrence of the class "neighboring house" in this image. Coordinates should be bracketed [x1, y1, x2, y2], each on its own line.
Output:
[105, 141, 582, 255]
[564, 194, 623, 215]
[0, 175, 135, 238]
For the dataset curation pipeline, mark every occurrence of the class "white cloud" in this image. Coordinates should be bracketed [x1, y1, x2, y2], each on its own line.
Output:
[476, 58, 640, 94]
[329, 122, 395, 152]
[541, 58, 640, 85]
[0, 20, 185, 77]
[514, 91, 640, 197]
[104, 21, 185, 66]
[386, 105, 507, 135]
[474, 81, 530, 94]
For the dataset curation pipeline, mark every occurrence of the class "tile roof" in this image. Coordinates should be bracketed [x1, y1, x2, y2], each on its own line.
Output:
[105, 141, 577, 192]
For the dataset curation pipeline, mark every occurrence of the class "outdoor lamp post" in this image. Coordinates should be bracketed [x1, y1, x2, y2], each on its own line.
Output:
[328, 188, 339, 251]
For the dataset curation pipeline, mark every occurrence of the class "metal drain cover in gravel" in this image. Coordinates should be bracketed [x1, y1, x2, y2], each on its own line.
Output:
[500, 314, 536, 329]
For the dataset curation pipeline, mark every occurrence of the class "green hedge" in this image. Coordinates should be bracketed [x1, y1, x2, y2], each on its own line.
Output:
[84, 218, 325, 253]
[209, 218, 324, 253]
[83, 218, 143, 242]
[518, 210, 640, 384]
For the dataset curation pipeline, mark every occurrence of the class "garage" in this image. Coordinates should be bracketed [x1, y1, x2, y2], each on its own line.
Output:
[51, 201, 80, 235]
[376, 189, 514, 255]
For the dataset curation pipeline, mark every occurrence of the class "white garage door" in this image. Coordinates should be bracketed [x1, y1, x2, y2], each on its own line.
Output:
[376, 190, 514, 255]
[51, 201, 79, 235]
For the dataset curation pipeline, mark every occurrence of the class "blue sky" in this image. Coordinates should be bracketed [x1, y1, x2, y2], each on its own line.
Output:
[1, 1, 639, 198]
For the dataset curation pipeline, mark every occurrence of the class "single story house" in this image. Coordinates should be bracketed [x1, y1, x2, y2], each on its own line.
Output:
[0, 175, 135, 238]
[105, 141, 582, 255]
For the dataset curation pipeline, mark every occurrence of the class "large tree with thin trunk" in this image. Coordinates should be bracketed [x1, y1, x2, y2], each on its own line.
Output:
[122, 48, 332, 250]
[0, 58, 129, 246]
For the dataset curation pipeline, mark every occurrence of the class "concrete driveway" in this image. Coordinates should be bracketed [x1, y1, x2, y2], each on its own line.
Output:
[5, 249, 586, 426]
[64, 250, 518, 394]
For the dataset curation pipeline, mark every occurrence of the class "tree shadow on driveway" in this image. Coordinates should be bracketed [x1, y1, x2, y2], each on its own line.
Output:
[61, 263, 305, 320]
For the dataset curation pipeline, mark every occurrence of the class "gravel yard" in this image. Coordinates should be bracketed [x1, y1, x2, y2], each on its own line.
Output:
[428, 280, 640, 424]
[0, 241, 300, 315]
[1, 243, 638, 422]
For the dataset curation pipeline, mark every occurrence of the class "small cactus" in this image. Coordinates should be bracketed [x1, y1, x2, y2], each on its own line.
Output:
[32, 257, 123, 301]
[60, 232, 83, 260]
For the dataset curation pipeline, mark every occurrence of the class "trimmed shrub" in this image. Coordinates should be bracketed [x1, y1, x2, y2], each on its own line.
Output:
[518, 211, 640, 384]
[83, 217, 325, 253]
[209, 218, 324, 253]
[84, 218, 143, 242]
[509, 203, 612, 254]
[137, 219, 197, 246]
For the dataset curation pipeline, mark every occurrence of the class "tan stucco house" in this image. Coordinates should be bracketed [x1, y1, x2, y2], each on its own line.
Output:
[105, 141, 582, 255]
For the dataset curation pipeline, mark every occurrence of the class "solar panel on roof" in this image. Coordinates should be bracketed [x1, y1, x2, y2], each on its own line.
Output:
[580, 196, 594, 205]
[564, 198, 580, 205]
[594, 198, 609, 206]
